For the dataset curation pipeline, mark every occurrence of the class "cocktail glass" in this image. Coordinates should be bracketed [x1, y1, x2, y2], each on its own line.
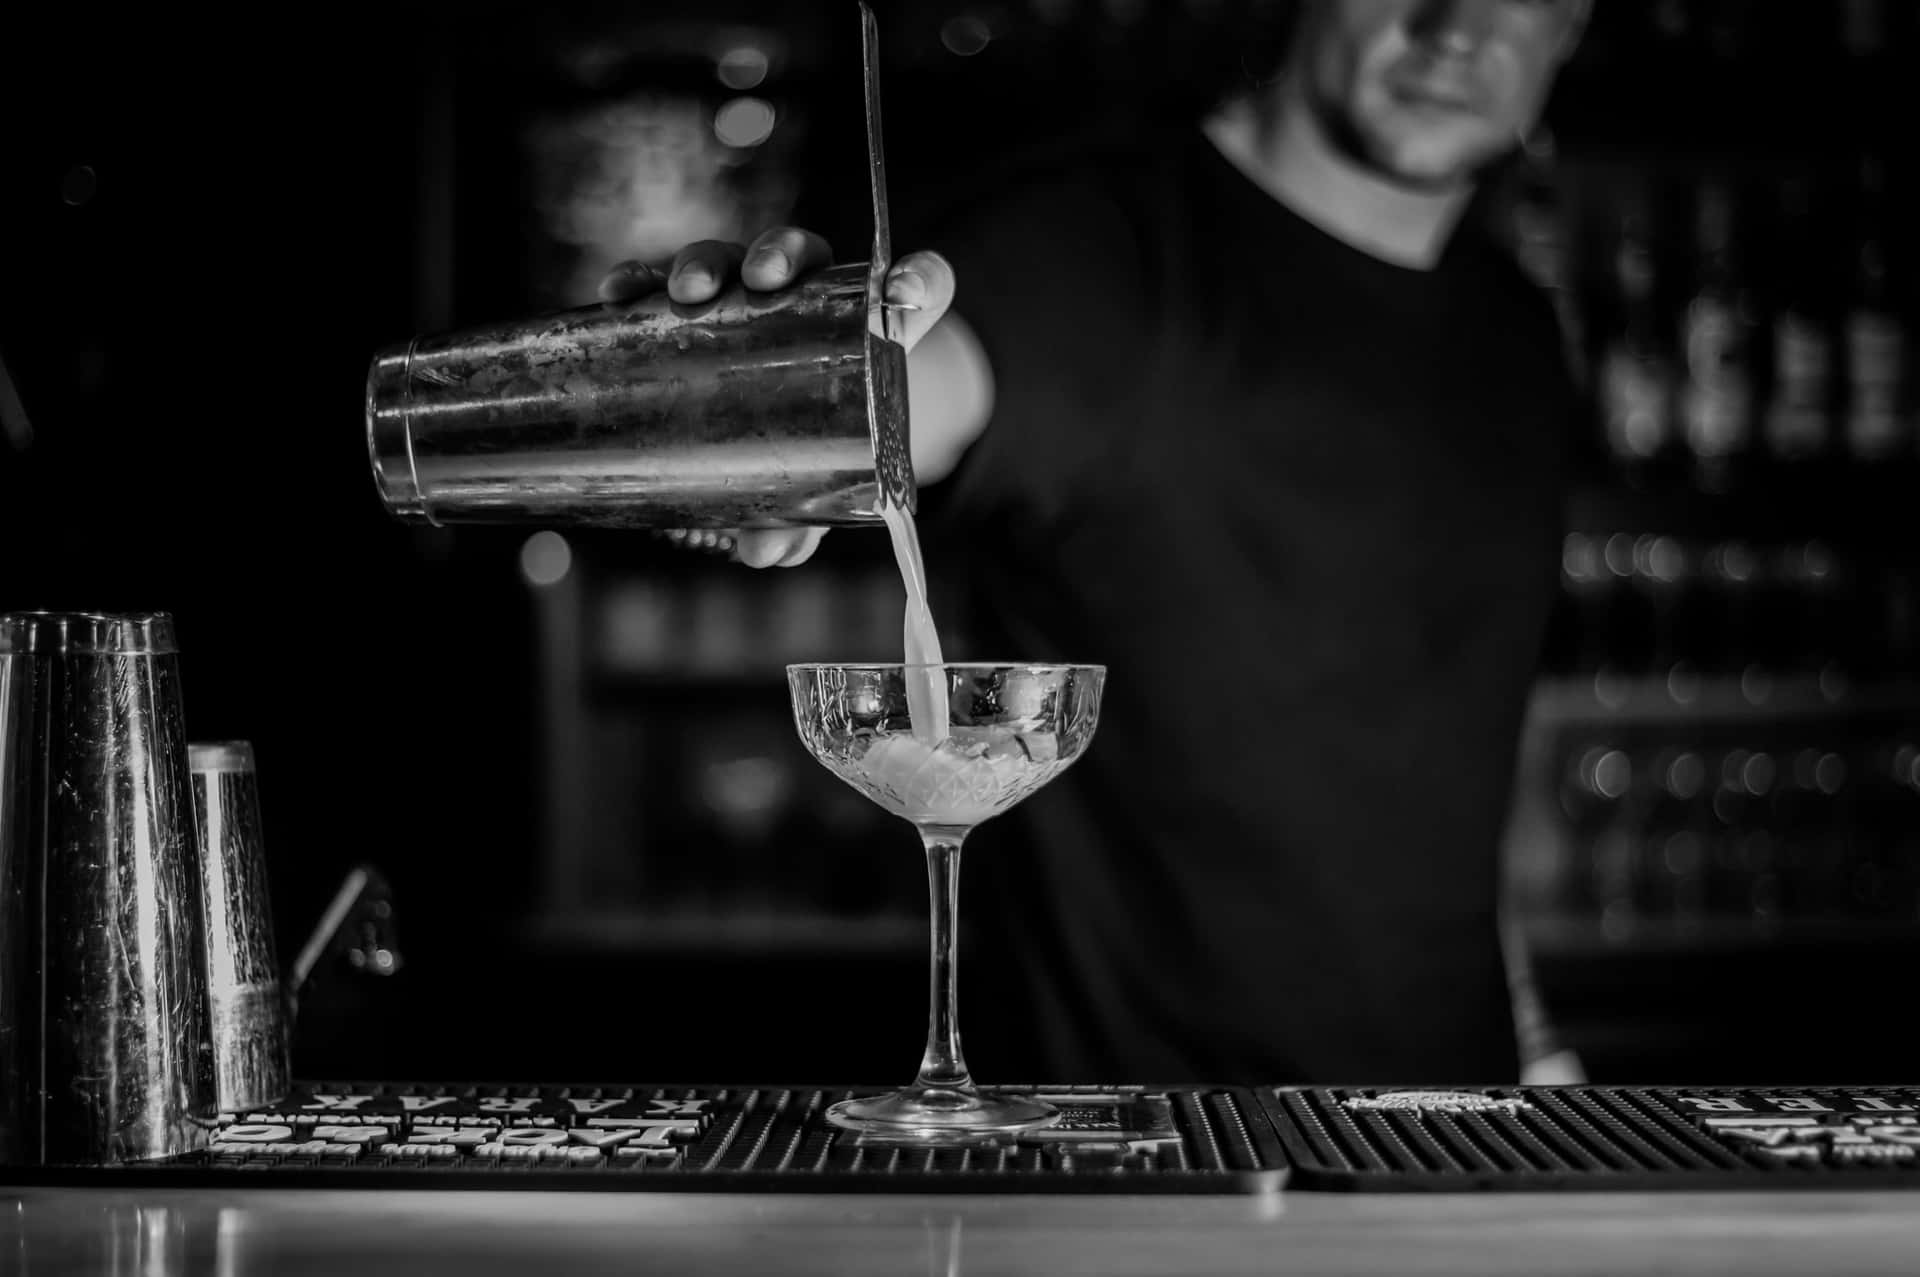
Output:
[786, 662, 1104, 1137]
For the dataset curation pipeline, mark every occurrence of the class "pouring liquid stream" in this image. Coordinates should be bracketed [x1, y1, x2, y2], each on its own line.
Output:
[878, 497, 951, 744]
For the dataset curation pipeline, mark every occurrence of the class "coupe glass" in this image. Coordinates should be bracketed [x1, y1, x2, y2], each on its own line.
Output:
[786, 662, 1104, 1137]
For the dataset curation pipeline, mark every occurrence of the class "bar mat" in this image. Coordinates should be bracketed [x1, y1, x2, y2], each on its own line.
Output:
[1259, 1085, 1920, 1191]
[3, 1081, 1284, 1194]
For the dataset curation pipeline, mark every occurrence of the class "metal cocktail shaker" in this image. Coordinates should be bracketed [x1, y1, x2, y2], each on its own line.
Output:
[0, 611, 217, 1165]
[190, 741, 292, 1115]
[365, 265, 913, 530]
[364, 3, 914, 532]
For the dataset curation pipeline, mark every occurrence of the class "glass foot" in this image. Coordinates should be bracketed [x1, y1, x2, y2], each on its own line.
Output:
[826, 1086, 1059, 1138]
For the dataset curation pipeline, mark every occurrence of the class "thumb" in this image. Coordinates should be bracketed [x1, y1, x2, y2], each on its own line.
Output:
[734, 528, 823, 569]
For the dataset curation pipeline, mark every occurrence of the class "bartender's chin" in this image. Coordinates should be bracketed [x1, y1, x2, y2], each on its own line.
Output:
[1324, 107, 1508, 195]
[1369, 138, 1516, 194]
[1360, 121, 1520, 194]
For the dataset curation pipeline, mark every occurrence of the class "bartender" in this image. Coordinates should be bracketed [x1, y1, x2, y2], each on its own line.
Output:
[605, 0, 1594, 1087]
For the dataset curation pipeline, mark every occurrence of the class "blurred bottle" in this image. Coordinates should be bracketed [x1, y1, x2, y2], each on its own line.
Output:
[1883, 742, 1920, 921]
[1643, 747, 1711, 927]
[1697, 539, 1761, 676]
[598, 579, 678, 678]
[1667, 535, 1721, 687]
[686, 572, 754, 677]
[1679, 176, 1759, 482]
[1841, 739, 1913, 923]
[1833, 550, 1916, 684]
[1597, 181, 1677, 468]
[1697, 0, 1748, 62]
[765, 571, 836, 666]
[1505, 141, 1585, 379]
[1707, 747, 1773, 925]
[1730, 748, 1786, 924]
[1632, 534, 1690, 674]
[1648, 0, 1690, 48]
[1761, 177, 1836, 462]
[1762, 540, 1844, 677]
[1839, 0, 1893, 58]
[1560, 744, 1637, 931]
[1548, 534, 1607, 674]
[1773, 748, 1847, 921]
[1841, 154, 1911, 463]
[1749, 542, 1799, 674]
[1885, 573, 1919, 678]
[687, 718, 798, 916]
[1598, 532, 1653, 674]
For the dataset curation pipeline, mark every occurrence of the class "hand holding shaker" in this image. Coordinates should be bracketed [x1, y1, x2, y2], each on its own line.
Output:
[364, 3, 914, 532]
[0, 611, 217, 1166]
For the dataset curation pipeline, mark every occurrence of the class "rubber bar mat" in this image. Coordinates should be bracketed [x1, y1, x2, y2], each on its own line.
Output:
[1259, 1085, 1920, 1191]
[3, 1081, 1285, 1194]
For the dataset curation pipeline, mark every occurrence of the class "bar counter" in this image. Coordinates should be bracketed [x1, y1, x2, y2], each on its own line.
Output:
[8, 1186, 1918, 1275]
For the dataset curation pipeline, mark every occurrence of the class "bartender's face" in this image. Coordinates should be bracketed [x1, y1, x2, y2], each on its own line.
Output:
[1296, 0, 1589, 191]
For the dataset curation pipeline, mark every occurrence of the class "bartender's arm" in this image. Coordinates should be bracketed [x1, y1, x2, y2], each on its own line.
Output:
[599, 227, 993, 566]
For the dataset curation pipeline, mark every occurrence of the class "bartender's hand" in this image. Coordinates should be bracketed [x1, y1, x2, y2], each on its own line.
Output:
[599, 227, 955, 569]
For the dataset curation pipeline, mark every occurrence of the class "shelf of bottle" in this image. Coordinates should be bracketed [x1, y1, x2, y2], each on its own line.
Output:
[580, 650, 989, 701]
[520, 908, 923, 956]
[1548, 102, 1909, 164]
[1564, 461, 1920, 539]
[1520, 914, 1920, 960]
[1548, 43, 1910, 156]
[584, 670, 787, 700]
[1528, 672, 1920, 725]
[575, 671, 1920, 721]
[531, 911, 1920, 960]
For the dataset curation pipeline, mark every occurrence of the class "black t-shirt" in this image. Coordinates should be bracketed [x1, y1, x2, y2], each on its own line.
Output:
[916, 124, 1578, 1087]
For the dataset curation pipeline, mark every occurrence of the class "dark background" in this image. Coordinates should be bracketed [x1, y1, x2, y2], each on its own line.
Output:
[2, 1, 1916, 1085]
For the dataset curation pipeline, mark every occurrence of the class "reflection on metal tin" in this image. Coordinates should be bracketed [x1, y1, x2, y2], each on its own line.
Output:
[190, 740, 292, 1114]
[0, 611, 218, 1165]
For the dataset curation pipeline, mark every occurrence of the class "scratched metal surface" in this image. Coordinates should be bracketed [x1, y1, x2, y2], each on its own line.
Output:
[0, 612, 216, 1167]
[189, 742, 291, 1117]
[365, 264, 907, 530]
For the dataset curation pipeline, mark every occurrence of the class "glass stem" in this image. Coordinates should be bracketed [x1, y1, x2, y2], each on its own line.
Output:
[914, 830, 973, 1094]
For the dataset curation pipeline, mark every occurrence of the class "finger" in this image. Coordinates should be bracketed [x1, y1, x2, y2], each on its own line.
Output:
[733, 529, 804, 569]
[598, 259, 664, 304]
[774, 527, 827, 567]
[882, 250, 956, 353]
[742, 227, 835, 291]
[667, 240, 746, 305]
[658, 527, 737, 557]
